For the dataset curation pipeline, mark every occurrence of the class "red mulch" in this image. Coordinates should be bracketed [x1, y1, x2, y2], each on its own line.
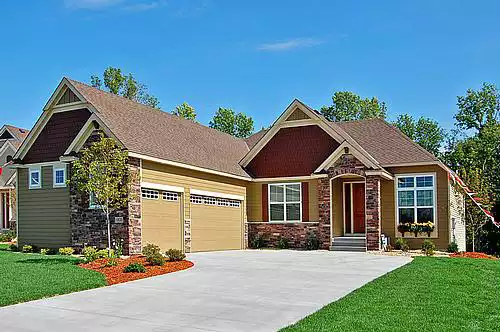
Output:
[79, 256, 194, 285]
[450, 252, 498, 260]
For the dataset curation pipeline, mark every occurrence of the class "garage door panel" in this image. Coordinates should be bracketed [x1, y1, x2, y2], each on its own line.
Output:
[191, 204, 242, 252]
[142, 198, 182, 251]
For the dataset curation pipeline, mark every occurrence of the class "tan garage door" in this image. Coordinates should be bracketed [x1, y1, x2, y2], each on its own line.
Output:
[142, 189, 182, 251]
[191, 195, 243, 252]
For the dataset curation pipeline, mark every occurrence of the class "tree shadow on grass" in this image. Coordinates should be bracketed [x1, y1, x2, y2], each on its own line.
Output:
[16, 258, 83, 265]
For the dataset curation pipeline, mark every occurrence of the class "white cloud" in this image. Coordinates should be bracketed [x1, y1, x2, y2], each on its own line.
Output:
[122, 1, 165, 12]
[256, 38, 325, 52]
[64, 0, 122, 10]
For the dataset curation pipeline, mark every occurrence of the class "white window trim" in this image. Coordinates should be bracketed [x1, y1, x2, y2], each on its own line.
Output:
[28, 167, 41, 189]
[395, 173, 437, 226]
[268, 182, 302, 222]
[53, 165, 67, 188]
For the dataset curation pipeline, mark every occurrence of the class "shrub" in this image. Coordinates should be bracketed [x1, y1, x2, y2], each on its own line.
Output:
[40, 248, 50, 255]
[447, 241, 459, 253]
[147, 253, 165, 266]
[104, 258, 119, 267]
[22, 245, 33, 253]
[305, 232, 320, 250]
[250, 234, 265, 249]
[9, 243, 18, 252]
[97, 248, 114, 258]
[83, 246, 99, 262]
[142, 244, 161, 257]
[422, 239, 436, 256]
[58, 247, 75, 256]
[277, 237, 289, 249]
[123, 262, 146, 273]
[165, 248, 186, 261]
[0, 230, 15, 242]
[394, 238, 407, 250]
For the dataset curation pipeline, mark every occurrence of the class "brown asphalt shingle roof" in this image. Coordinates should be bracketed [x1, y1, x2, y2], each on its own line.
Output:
[68, 79, 251, 178]
[336, 118, 439, 166]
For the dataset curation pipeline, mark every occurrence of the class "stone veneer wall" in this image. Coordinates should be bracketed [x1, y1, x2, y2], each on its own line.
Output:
[247, 222, 320, 248]
[69, 131, 142, 255]
[365, 175, 381, 250]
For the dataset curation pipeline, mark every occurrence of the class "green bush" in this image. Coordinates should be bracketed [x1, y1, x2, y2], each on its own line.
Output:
[394, 238, 407, 250]
[83, 246, 99, 262]
[0, 230, 15, 242]
[447, 241, 459, 253]
[97, 248, 114, 258]
[147, 253, 165, 266]
[22, 245, 33, 253]
[165, 248, 186, 261]
[58, 247, 75, 256]
[40, 248, 50, 255]
[422, 239, 436, 256]
[305, 232, 320, 250]
[142, 244, 161, 257]
[250, 234, 265, 249]
[9, 243, 18, 252]
[104, 258, 118, 267]
[123, 262, 146, 273]
[277, 237, 289, 249]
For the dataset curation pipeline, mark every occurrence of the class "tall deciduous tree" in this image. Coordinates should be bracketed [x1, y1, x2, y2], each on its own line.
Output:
[71, 135, 132, 254]
[172, 102, 197, 121]
[320, 91, 387, 121]
[393, 114, 446, 156]
[209, 107, 254, 138]
[455, 82, 499, 132]
[90, 67, 160, 109]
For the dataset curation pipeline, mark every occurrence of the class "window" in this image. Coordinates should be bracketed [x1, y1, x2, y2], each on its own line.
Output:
[29, 167, 41, 189]
[162, 191, 179, 201]
[269, 183, 301, 222]
[141, 189, 159, 200]
[53, 166, 66, 188]
[190, 194, 240, 208]
[203, 196, 217, 205]
[217, 198, 230, 206]
[229, 200, 241, 208]
[89, 192, 101, 209]
[190, 195, 203, 204]
[396, 174, 436, 225]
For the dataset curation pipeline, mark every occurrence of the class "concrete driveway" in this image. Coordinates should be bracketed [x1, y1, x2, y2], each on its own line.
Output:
[0, 250, 410, 332]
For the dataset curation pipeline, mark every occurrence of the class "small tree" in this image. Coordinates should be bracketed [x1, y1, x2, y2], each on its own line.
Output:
[209, 107, 254, 138]
[71, 135, 131, 255]
[172, 102, 197, 121]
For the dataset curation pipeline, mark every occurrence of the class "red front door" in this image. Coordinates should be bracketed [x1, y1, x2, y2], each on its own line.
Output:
[352, 183, 365, 233]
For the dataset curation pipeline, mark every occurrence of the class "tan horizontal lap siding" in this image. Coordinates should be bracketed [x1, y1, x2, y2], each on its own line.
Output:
[17, 167, 70, 248]
[246, 179, 319, 222]
[381, 165, 449, 249]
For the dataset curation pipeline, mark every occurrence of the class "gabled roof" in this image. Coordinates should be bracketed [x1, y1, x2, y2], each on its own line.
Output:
[336, 118, 439, 166]
[0, 125, 29, 142]
[66, 79, 251, 178]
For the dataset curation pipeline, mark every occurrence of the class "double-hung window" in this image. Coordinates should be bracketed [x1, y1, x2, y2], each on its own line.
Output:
[53, 165, 66, 188]
[269, 183, 301, 222]
[29, 167, 41, 189]
[396, 174, 436, 225]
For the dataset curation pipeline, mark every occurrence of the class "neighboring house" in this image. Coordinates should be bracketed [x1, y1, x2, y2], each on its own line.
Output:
[0, 125, 29, 231]
[11, 78, 466, 254]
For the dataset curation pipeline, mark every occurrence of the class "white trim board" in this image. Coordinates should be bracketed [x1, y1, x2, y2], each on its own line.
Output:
[190, 189, 244, 201]
[252, 174, 327, 182]
[141, 182, 184, 193]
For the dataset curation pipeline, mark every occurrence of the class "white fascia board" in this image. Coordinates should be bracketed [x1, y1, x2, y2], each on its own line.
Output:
[190, 189, 244, 201]
[252, 174, 327, 182]
[365, 170, 394, 180]
[141, 181, 184, 193]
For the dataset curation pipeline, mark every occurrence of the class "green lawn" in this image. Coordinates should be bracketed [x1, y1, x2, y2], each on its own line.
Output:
[0, 244, 106, 307]
[282, 257, 500, 332]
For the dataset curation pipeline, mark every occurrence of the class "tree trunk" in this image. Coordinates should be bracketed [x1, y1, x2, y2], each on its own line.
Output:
[106, 208, 111, 257]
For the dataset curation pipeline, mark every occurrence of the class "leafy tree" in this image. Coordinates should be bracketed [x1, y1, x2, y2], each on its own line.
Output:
[393, 114, 446, 156]
[209, 107, 254, 138]
[71, 135, 132, 255]
[320, 91, 387, 121]
[172, 102, 197, 121]
[455, 82, 499, 132]
[90, 67, 160, 109]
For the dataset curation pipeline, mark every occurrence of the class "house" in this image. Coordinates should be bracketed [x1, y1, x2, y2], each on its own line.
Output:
[0, 125, 29, 231]
[11, 78, 466, 254]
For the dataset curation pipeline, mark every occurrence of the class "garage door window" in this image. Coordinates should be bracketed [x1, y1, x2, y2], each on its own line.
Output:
[162, 191, 179, 201]
[142, 189, 159, 200]
[269, 183, 301, 222]
[190, 194, 240, 208]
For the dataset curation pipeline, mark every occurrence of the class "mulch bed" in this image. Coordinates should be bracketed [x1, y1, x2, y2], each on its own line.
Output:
[79, 256, 194, 285]
[450, 252, 498, 260]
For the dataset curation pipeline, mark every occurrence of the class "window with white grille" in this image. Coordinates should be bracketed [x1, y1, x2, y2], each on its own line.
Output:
[162, 191, 179, 201]
[141, 189, 159, 200]
[190, 195, 203, 204]
[204, 196, 217, 205]
[190, 194, 240, 208]
[217, 198, 230, 206]
[229, 200, 241, 208]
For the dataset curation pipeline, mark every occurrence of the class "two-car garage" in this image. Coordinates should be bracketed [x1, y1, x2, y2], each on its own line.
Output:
[141, 183, 245, 253]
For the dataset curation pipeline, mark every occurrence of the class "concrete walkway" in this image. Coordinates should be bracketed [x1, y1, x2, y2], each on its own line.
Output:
[0, 250, 411, 332]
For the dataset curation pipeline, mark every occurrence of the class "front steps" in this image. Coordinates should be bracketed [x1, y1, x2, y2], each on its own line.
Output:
[330, 236, 367, 252]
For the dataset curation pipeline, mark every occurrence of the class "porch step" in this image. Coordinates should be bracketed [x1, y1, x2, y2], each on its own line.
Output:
[330, 236, 367, 252]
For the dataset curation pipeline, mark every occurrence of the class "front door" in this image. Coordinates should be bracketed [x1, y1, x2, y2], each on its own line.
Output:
[352, 183, 365, 233]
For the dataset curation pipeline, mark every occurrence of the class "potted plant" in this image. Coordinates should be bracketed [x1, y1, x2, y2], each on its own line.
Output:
[397, 223, 411, 237]
[410, 223, 421, 237]
[421, 222, 435, 237]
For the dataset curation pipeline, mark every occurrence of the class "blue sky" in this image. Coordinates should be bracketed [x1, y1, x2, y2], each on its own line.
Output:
[0, 0, 499, 132]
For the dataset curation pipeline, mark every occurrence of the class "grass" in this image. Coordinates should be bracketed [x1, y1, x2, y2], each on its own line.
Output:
[0, 244, 107, 307]
[281, 257, 500, 332]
